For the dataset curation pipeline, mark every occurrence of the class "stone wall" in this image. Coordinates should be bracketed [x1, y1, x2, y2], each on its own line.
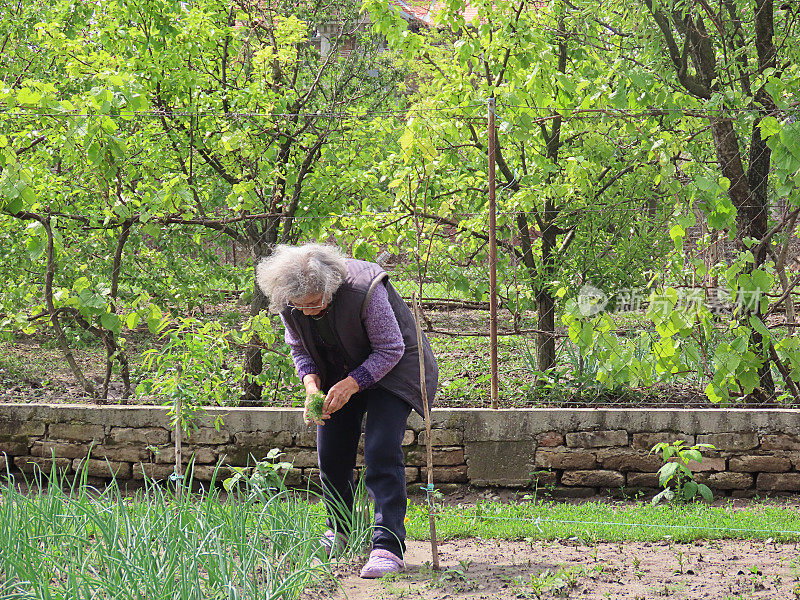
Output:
[1, 404, 799, 497]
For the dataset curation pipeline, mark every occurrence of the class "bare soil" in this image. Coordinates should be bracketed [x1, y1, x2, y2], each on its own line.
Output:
[315, 537, 800, 600]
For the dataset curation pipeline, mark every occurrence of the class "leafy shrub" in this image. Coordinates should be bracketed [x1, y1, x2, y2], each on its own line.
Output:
[650, 440, 716, 504]
[223, 448, 294, 498]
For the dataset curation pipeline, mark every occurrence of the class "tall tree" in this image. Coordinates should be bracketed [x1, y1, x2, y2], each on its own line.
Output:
[30, 0, 404, 401]
[627, 0, 799, 399]
[364, 0, 678, 373]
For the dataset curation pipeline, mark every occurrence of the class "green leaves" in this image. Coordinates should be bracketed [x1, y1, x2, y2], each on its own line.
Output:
[758, 116, 781, 140]
[137, 317, 238, 417]
[100, 312, 121, 334]
[650, 440, 716, 505]
[146, 304, 167, 335]
[696, 483, 713, 502]
[766, 119, 800, 198]
[668, 212, 696, 247]
[559, 267, 784, 403]
[87, 142, 103, 166]
[24, 222, 46, 260]
[126, 312, 140, 330]
[222, 448, 294, 497]
[15, 87, 42, 105]
[734, 269, 772, 314]
[398, 120, 437, 164]
[657, 462, 682, 488]
[1, 165, 37, 213]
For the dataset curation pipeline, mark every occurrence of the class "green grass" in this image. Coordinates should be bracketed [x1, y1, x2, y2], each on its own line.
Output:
[406, 499, 800, 543]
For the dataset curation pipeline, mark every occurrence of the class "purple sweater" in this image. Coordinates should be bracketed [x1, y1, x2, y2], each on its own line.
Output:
[281, 283, 405, 390]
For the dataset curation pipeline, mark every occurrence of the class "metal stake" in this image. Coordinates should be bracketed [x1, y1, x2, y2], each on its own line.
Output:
[488, 97, 499, 408]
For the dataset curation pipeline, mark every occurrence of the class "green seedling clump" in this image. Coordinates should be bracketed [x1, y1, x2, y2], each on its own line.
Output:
[307, 391, 325, 420]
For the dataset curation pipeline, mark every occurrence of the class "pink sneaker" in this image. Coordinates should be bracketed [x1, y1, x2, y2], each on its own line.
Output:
[359, 549, 404, 579]
[320, 529, 347, 557]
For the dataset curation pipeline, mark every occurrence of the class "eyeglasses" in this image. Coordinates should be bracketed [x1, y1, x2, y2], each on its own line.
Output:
[287, 297, 327, 310]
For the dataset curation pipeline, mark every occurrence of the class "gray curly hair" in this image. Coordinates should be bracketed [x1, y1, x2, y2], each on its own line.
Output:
[256, 244, 349, 312]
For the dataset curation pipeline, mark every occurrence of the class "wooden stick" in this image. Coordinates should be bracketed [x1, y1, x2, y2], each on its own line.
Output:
[411, 292, 440, 570]
[174, 394, 183, 501]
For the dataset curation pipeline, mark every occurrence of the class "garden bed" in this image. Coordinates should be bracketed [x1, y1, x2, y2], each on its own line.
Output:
[3, 469, 799, 600]
[328, 495, 800, 599]
[327, 537, 796, 600]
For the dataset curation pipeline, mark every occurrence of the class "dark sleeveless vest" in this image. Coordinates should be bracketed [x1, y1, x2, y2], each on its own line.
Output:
[281, 259, 438, 416]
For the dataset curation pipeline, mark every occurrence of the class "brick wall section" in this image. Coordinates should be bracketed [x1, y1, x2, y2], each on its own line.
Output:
[2, 405, 800, 497]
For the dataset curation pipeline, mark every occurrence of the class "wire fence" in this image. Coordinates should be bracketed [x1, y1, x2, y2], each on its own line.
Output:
[1, 102, 799, 408]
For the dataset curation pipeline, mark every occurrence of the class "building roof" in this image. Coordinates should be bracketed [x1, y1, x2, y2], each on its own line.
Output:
[390, 0, 436, 24]
[390, 0, 545, 26]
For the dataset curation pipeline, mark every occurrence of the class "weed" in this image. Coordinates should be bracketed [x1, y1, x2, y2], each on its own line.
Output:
[521, 567, 582, 599]
[419, 560, 476, 593]
[222, 448, 294, 497]
[745, 564, 767, 592]
[674, 550, 685, 574]
[381, 572, 413, 598]
[588, 562, 607, 575]
[650, 440, 716, 504]
[144, 444, 160, 462]
[306, 390, 325, 421]
[438, 567, 468, 584]
[525, 469, 556, 499]
[654, 583, 673, 596]
[457, 558, 473, 572]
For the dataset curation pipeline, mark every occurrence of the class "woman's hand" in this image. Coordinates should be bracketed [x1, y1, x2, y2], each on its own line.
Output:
[324, 376, 359, 416]
[303, 374, 325, 426]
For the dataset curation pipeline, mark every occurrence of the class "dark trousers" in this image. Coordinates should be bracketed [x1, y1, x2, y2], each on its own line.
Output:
[317, 388, 412, 556]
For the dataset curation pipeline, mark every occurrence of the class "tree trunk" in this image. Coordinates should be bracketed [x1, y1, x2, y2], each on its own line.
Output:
[535, 290, 556, 373]
[708, 116, 774, 400]
[41, 216, 98, 398]
[241, 278, 269, 404]
[533, 18, 567, 374]
[774, 211, 798, 334]
[240, 219, 280, 404]
[536, 216, 557, 373]
[746, 122, 771, 267]
[110, 218, 133, 310]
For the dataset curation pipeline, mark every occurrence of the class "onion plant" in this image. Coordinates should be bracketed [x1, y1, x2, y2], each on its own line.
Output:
[0, 461, 360, 599]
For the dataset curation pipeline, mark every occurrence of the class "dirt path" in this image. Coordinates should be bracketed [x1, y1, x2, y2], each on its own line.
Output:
[316, 538, 800, 599]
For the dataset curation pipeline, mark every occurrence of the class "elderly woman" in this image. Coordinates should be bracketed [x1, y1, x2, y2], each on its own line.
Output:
[256, 243, 438, 578]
